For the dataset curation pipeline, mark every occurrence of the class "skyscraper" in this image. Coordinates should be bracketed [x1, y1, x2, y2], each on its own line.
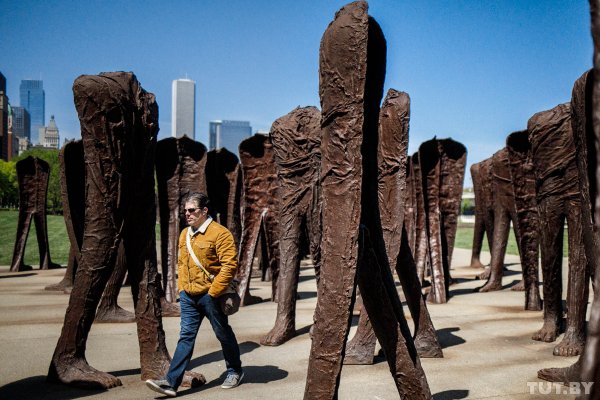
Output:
[11, 106, 30, 140]
[209, 120, 252, 155]
[171, 78, 195, 139]
[19, 79, 45, 144]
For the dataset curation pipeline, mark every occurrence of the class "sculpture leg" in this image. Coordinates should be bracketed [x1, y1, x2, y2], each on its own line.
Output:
[477, 209, 510, 292]
[48, 211, 123, 388]
[34, 210, 60, 269]
[397, 228, 442, 358]
[261, 210, 302, 346]
[532, 195, 564, 343]
[553, 196, 589, 357]
[343, 311, 377, 365]
[10, 211, 34, 272]
[160, 207, 181, 317]
[261, 211, 280, 302]
[237, 212, 263, 306]
[357, 228, 431, 399]
[470, 207, 486, 269]
[95, 242, 135, 323]
[45, 245, 77, 291]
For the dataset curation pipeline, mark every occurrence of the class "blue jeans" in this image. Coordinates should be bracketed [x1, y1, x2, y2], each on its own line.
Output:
[166, 291, 242, 389]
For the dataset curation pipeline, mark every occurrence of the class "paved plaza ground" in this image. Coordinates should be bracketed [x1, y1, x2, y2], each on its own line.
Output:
[0, 248, 587, 399]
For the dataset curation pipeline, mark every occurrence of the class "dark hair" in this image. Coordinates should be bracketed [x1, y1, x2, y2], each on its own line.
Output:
[184, 192, 210, 212]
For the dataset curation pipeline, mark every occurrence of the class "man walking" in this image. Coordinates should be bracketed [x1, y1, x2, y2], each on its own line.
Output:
[146, 192, 243, 397]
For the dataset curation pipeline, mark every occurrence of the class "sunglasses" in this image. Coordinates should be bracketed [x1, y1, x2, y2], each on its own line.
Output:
[185, 208, 199, 213]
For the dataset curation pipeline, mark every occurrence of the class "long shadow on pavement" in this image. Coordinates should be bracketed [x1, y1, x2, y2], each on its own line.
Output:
[0, 375, 106, 400]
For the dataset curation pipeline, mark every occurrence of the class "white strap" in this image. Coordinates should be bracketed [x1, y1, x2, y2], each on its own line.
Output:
[186, 228, 214, 281]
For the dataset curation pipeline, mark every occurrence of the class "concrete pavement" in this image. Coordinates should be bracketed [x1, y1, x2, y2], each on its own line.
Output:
[0, 248, 586, 399]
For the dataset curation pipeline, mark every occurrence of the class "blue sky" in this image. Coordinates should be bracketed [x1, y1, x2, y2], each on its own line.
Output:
[0, 1, 593, 186]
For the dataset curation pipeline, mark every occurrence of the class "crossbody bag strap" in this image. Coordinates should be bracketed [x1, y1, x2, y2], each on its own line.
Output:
[186, 228, 215, 281]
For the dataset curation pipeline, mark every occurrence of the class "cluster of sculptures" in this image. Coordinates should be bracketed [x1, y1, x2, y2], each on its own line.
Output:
[7, 0, 600, 398]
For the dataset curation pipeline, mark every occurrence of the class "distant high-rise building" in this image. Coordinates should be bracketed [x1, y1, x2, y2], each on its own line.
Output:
[209, 120, 252, 155]
[11, 106, 30, 140]
[19, 79, 45, 144]
[39, 115, 59, 149]
[171, 78, 195, 139]
[0, 72, 9, 160]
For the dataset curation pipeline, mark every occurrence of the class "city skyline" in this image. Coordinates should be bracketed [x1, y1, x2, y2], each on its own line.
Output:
[19, 79, 44, 144]
[0, 1, 594, 183]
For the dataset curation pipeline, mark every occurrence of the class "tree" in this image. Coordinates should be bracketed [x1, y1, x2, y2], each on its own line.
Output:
[0, 159, 18, 208]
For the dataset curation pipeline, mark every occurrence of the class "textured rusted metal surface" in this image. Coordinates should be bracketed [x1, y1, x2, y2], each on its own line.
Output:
[506, 131, 542, 310]
[261, 106, 322, 347]
[236, 133, 280, 305]
[529, 102, 589, 357]
[412, 153, 430, 282]
[48, 72, 204, 390]
[205, 148, 242, 246]
[419, 138, 466, 304]
[45, 141, 84, 291]
[470, 158, 495, 273]
[156, 136, 207, 311]
[345, 90, 441, 363]
[404, 155, 417, 253]
[437, 139, 467, 273]
[581, 4, 600, 393]
[10, 156, 60, 272]
[305, 3, 430, 399]
[477, 148, 521, 293]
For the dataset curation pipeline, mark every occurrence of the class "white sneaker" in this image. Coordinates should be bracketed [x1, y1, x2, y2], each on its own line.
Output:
[221, 371, 244, 389]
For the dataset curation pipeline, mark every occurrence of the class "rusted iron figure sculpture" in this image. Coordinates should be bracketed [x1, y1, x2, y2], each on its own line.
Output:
[529, 102, 589, 357]
[506, 131, 542, 310]
[412, 153, 430, 283]
[476, 148, 521, 292]
[48, 72, 204, 389]
[404, 155, 418, 252]
[261, 106, 322, 346]
[155, 136, 207, 315]
[419, 138, 467, 303]
[45, 141, 84, 291]
[236, 133, 280, 306]
[344, 90, 442, 364]
[205, 148, 242, 246]
[537, 69, 600, 385]
[44, 140, 134, 322]
[10, 156, 61, 272]
[580, 4, 600, 393]
[305, 3, 431, 399]
[469, 158, 494, 270]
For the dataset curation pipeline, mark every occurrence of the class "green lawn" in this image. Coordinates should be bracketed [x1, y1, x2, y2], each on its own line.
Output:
[0, 209, 70, 266]
[454, 223, 568, 258]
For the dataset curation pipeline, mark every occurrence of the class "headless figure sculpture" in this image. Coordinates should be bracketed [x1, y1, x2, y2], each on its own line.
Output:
[44, 140, 134, 322]
[305, 3, 431, 399]
[261, 106, 322, 346]
[506, 131, 542, 310]
[48, 72, 204, 389]
[419, 138, 467, 303]
[476, 148, 522, 292]
[344, 90, 442, 365]
[205, 148, 242, 246]
[580, 7, 600, 391]
[538, 69, 599, 383]
[469, 159, 494, 270]
[412, 152, 431, 283]
[156, 136, 207, 316]
[45, 141, 85, 291]
[10, 156, 61, 272]
[236, 134, 280, 305]
[529, 102, 589, 357]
